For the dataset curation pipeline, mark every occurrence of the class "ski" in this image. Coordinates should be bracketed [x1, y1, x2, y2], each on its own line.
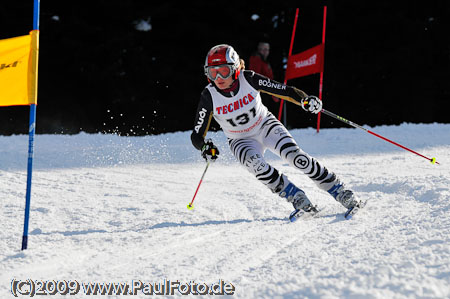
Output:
[344, 199, 368, 219]
[289, 199, 368, 222]
[289, 205, 319, 222]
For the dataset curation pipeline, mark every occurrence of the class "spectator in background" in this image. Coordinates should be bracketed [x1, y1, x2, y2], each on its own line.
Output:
[249, 42, 280, 115]
[249, 42, 273, 80]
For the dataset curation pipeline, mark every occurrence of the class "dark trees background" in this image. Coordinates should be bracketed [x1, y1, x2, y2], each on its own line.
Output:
[0, 0, 449, 136]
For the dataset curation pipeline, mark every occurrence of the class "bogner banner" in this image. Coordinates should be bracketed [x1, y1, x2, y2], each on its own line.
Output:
[278, 6, 327, 133]
[285, 43, 324, 81]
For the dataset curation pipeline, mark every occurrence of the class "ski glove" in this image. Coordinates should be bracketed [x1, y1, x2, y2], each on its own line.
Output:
[201, 139, 219, 162]
[301, 95, 323, 114]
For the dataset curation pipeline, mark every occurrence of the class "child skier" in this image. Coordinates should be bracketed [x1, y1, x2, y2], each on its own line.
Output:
[191, 44, 363, 219]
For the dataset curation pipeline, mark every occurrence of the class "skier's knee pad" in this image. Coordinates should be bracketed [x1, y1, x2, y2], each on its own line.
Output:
[287, 150, 314, 172]
[294, 154, 339, 191]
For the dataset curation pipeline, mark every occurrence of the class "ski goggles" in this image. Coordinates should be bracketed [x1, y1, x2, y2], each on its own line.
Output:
[205, 64, 233, 81]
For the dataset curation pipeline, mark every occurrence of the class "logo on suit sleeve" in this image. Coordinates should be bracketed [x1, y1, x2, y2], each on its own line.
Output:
[195, 108, 207, 133]
[258, 79, 286, 90]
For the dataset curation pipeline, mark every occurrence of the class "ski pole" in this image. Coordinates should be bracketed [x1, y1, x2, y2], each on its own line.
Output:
[187, 148, 215, 210]
[187, 162, 210, 210]
[321, 108, 439, 165]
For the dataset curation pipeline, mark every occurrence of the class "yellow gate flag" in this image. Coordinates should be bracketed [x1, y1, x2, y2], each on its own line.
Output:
[0, 30, 39, 106]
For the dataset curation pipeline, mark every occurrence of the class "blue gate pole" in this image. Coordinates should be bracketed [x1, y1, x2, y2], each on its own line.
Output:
[22, 0, 40, 251]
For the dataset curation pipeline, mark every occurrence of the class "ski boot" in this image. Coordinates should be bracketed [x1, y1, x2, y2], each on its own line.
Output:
[327, 183, 366, 219]
[279, 182, 318, 222]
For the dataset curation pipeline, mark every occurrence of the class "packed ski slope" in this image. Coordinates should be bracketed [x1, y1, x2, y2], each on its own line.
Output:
[1, 123, 449, 298]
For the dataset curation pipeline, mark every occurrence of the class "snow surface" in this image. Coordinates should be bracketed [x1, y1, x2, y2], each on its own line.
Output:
[1, 123, 449, 298]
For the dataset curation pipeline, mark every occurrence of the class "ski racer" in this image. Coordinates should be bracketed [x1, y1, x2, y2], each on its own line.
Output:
[190, 44, 363, 218]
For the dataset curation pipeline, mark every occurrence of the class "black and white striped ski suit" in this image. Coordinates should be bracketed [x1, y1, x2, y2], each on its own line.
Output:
[228, 113, 338, 194]
[191, 70, 340, 197]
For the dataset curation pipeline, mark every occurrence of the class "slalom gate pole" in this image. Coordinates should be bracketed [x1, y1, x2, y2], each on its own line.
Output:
[317, 5, 327, 133]
[22, 105, 36, 250]
[187, 161, 211, 210]
[22, 0, 40, 251]
[278, 8, 299, 123]
[321, 108, 439, 165]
